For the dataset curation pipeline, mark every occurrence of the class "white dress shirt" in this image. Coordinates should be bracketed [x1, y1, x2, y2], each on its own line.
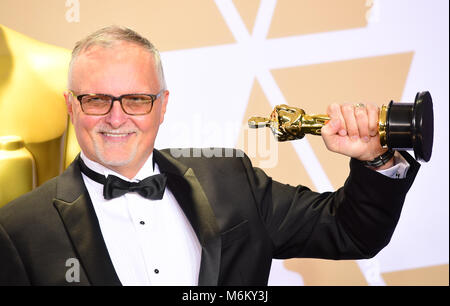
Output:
[80, 152, 202, 286]
[376, 151, 410, 179]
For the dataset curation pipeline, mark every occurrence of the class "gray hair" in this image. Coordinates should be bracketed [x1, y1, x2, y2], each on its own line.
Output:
[68, 25, 166, 89]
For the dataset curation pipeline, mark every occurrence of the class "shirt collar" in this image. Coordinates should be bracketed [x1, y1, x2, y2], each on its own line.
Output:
[80, 151, 159, 183]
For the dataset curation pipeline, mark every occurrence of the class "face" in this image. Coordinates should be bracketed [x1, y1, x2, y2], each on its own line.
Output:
[65, 42, 168, 178]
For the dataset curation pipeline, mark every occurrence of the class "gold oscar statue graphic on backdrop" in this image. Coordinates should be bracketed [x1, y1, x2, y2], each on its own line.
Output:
[249, 91, 434, 162]
[0, 24, 80, 207]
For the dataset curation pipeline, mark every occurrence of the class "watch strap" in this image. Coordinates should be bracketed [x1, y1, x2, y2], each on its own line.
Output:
[363, 149, 395, 168]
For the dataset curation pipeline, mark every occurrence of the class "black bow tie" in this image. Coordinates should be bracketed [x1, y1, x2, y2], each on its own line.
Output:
[78, 158, 167, 200]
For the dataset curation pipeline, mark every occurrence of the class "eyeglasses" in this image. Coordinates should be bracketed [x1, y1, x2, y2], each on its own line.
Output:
[68, 90, 164, 116]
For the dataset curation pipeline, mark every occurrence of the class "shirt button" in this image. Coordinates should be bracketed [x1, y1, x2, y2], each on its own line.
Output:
[139, 221, 145, 225]
[154, 269, 159, 274]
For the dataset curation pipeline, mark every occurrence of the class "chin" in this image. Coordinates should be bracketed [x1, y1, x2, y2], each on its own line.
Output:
[99, 158, 133, 168]
[94, 147, 137, 169]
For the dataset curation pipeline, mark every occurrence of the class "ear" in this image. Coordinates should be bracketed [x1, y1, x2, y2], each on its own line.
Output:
[64, 91, 75, 124]
[159, 90, 169, 125]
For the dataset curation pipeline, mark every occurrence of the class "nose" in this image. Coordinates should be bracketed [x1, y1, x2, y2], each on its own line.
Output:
[105, 99, 128, 128]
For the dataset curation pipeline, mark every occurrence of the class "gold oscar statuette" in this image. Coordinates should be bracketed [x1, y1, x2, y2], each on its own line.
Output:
[0, 136, 36, 207]
[248, 92, 434, 162]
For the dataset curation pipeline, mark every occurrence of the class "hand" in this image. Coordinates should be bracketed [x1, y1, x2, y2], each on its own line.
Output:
[321, 103, 394, 169]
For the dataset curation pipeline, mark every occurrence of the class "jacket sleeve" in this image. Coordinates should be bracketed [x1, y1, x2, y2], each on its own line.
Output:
[0, 222, 30, 285]
[241, 150, 420, 260]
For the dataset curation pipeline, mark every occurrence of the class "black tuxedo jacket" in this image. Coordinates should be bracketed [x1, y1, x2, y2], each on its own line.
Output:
[0, 149, 419, 285]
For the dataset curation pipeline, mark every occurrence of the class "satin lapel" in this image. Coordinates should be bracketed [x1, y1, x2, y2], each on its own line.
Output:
[53, 156, 121, 286]
[154, 150, 221, 286]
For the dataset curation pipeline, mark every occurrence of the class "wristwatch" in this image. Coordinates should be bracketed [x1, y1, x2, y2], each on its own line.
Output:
[363, 149, 395, 168]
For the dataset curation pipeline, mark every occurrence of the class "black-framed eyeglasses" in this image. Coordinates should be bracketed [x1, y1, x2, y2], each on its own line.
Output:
[69, 90, 164, 116]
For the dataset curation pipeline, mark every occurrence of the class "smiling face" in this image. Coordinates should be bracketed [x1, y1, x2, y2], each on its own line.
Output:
[65, 41, 168, 178]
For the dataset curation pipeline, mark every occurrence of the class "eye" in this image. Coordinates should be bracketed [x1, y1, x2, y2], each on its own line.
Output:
[88, 97, 104, 103]
[83, 95, 109, 103]
[124, 95, 152, 103]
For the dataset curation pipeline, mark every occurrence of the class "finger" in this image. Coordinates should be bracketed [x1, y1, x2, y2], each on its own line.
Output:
[321, 116, 341, 136]
[354, 105, 370, 143]
[366, 103, 379, 137]
[342, 104, 359, 140]
[326, 103, 346, 136]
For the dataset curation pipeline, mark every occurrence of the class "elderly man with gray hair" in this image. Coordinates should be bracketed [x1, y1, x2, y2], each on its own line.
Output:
[0, 26, 418, 286]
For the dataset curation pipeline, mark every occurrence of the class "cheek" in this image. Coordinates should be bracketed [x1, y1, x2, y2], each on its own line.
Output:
[134, 116, 159, 150]
[133, 113, 161, 139]
[135, 117, 158, 135]
[73, 113, 102, 141]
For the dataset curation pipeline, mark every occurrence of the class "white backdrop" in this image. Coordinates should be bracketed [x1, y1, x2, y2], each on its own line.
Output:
[1, 0, 446, 285]
[155, 0, 449, 285]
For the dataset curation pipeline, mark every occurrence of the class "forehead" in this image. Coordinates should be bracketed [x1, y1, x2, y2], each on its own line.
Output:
[70, 42, 159, 93]
[79, 41, 151, 61]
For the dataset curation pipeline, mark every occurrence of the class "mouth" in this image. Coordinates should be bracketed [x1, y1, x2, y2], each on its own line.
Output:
[99, 131, 136, 142]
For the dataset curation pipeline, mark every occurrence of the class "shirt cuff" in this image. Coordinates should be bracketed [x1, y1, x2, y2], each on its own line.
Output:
[376, 151, 410, 179]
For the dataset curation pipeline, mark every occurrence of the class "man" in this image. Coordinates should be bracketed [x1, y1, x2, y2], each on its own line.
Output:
[0, 26, 419, 285]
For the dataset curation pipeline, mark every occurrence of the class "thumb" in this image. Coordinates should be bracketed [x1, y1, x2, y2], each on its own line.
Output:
[321, 118, 341, 136]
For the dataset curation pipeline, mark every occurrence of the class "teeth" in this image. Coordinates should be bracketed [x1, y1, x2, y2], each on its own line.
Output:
[104, 133, 129, 137]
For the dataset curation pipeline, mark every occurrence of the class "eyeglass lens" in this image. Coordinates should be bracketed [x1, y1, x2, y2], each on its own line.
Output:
[81, 94, 153, 115]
